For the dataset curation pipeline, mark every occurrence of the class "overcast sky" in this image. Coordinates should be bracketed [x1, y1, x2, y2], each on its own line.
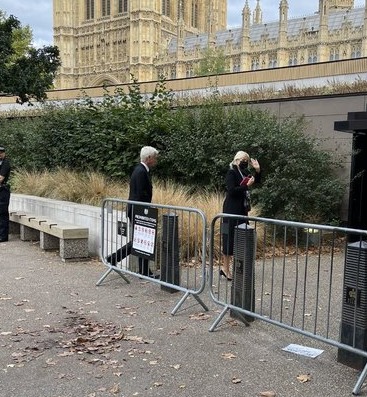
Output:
[0, 1, 324, 48]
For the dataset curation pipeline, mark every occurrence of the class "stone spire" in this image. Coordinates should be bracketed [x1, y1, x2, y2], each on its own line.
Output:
[278, 0, 288, 66]
[242, 0, 251, 31]
[241, 0, 251, 52]
[318, 0, 329, 62]
[279, 0, 288, 25]
[253, 0, 262, 25]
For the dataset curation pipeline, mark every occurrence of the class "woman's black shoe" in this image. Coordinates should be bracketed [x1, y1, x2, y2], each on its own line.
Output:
[220, 269, 232, 281]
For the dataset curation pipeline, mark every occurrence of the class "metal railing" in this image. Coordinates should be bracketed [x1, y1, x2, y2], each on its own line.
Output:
[208, 214, 367, 395]
[97, 198, 208, 315]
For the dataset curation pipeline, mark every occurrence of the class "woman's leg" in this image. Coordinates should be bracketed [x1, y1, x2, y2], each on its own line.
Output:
[222, 254, 232, 278]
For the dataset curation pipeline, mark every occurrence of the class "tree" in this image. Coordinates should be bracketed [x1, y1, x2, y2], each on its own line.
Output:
[0, 12, 61, 104]
[195, 47, 229, 76]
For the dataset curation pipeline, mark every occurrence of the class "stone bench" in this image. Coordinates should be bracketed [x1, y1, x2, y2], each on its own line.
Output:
[9, 212, 89, 261]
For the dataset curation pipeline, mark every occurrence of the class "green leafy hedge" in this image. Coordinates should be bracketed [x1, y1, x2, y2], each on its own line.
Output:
[0, 79, 344, 223]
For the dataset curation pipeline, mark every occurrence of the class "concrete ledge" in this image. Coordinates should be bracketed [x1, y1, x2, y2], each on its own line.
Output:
[10, 194, 101, 256]
[10, 211, 89, 261]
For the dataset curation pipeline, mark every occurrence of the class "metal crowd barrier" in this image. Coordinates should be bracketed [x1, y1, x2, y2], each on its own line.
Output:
[97, 198, 208, 315]
[208, 214, 367, 395]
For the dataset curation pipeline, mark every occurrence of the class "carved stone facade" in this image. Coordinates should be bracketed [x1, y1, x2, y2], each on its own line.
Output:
[53, 0, 367, 89]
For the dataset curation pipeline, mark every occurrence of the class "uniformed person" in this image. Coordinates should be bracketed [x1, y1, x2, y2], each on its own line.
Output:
[0, 146, 11, 242]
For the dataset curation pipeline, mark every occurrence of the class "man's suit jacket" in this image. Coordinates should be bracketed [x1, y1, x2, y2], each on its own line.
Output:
[127, 163, 152, 219]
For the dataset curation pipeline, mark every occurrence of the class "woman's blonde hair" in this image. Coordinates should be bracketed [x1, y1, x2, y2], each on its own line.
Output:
[230, 151, 250, 168]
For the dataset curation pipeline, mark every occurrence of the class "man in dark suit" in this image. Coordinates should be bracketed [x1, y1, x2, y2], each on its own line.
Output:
[107, 146, 159, 277]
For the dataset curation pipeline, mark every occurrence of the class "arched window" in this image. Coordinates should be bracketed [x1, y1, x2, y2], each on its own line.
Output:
[162, 0, 171, 17]
[232, 57, 241, 72]
[102, 0, 111, 16]
[307, 49, 317, 64]
[288, 53, 297, 66]
[170, 65, 176, 79]
[178, 0, 185, 18]
[191, 1, 198, 27]
[251, 57, 260, 70]
[329, 47, 339, 61]
[186, 63, 194, 77]
[351, 45, 361, 59]
[86, 0, 95, 20]
[118, 0, 128, 13]
[268, 54, 277, 68]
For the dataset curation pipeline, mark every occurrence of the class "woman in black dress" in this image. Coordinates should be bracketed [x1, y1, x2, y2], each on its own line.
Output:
[221, 151, 261, 280]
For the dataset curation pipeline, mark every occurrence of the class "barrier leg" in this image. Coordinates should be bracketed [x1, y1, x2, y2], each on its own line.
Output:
[209, 305, 230, 332]
[96, 266, 130, 286]
[192, 293, 209, 312]
[171, 291, 209, 316]
[353, 362, 367, 395]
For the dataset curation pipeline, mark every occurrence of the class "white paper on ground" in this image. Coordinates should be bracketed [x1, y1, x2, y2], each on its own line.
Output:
[282, 343, 324, 358]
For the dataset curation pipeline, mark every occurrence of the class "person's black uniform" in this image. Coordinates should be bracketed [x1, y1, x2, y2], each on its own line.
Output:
[0, 146, 11, 242]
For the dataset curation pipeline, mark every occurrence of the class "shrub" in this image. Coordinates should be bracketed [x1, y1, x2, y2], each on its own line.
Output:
[0, 83, 343, 224]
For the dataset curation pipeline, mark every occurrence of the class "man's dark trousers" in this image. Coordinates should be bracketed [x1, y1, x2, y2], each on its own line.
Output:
[106, 242, 151, 276]
[0, 186, 10, 241]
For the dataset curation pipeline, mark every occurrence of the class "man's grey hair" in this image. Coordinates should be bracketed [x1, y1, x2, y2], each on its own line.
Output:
[140, 146, 159, 162]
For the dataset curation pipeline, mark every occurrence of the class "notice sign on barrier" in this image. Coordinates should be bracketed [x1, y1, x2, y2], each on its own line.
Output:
[131, 205, 158, 261]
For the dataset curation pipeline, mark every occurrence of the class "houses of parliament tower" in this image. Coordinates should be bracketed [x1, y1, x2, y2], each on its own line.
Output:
[53, 0, 367, 89]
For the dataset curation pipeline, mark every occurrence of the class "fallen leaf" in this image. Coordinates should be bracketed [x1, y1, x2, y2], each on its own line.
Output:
[189, 312, 210, 320]
[259, 391, 276, 397]
[222, 352, 237, 360]
[58, 351, 74, 357]
[11, 352, 26, 359]
[297, 373, 311, 383]
[153, 382, 163, 387]
[168, 330, 181, 335]
[232, 377, 242, 384]
[110, 383, 120, 394]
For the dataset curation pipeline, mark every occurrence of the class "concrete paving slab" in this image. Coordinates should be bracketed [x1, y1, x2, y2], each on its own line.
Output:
[0, 235, 364, 397]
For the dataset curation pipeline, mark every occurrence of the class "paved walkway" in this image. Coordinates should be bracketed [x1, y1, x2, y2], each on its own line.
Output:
[0, 235, 364, 397]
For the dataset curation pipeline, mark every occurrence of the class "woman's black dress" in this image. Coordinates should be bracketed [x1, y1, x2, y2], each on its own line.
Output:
[222, 166, 260, 255]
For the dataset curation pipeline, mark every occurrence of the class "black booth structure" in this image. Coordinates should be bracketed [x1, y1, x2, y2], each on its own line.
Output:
[230, 223, 256, 324]
[160, 213, 180, 293]
[334, 111, 367, 370]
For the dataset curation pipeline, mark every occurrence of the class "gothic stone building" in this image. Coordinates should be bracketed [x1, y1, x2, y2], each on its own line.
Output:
[53, 0, 367, 89]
